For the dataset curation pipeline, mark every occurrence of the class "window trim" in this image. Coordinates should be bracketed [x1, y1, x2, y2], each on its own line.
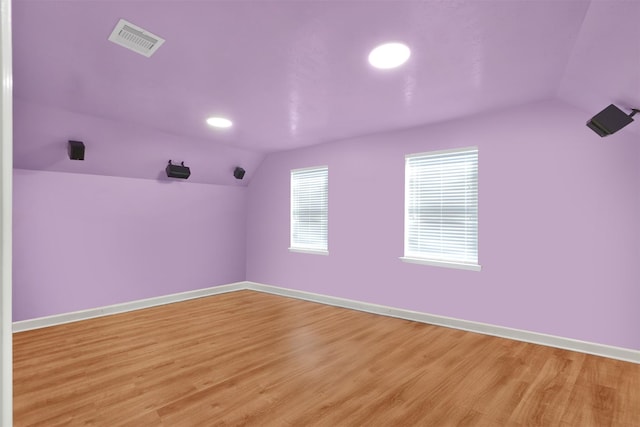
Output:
[399, 257, 481, 271]
[403, 146, 481, 271]
[289, 247, 329, 256]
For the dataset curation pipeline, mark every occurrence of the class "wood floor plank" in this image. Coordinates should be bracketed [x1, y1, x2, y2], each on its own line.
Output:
[13, 290, 640, 426]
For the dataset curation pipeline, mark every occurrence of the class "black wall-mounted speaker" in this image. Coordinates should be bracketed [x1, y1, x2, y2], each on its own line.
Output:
[166, 161, 191, 179]
[234, 167, 246, 180]
[586, 104, 634, 137]
[68, 140, 85, 160]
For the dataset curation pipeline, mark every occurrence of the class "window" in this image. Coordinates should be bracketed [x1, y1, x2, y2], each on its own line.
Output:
[402, 147, 480, 271]
[290, 166, 328, 254]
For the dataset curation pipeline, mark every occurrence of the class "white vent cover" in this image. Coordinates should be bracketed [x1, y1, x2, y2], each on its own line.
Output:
[108, 19, 165, 58]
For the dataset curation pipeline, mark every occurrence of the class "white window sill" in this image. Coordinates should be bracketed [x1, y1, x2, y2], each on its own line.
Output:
[400, 257, 481, 271]
[289, 247, 329, 256]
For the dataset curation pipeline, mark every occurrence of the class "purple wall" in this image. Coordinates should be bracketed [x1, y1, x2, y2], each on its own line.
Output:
[13, 99, 265, 186]
[246, 100, 640, 350]
[13, 169, 247, 321]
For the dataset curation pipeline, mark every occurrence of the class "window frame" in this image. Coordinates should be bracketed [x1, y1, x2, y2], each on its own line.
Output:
[289, 165, 329, 255]
[401, 147, 480, 271]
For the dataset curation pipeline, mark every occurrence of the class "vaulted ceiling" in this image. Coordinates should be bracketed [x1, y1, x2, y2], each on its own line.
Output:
[12, 0, 640, 184]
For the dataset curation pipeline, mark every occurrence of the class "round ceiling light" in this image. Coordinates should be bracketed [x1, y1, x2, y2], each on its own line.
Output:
[206, 117, 233, 128]
[368, 42, 411, 69]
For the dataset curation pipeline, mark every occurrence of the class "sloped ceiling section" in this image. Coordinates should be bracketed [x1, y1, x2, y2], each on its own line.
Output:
[11, 1, 639, 185]
[557, 0, 640, 132]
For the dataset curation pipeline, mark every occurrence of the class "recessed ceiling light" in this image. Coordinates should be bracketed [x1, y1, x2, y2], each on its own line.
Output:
[206, 117, 233, 128]
[368, 42, 411, 69]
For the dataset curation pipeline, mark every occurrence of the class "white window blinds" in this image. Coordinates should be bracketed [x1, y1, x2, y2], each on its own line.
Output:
[290, 166, 328, 253]
[404, 147, 479, 269]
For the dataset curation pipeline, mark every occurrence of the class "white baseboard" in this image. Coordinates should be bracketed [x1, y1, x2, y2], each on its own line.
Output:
[13, 280, 639, 364]
[244, 281, 640, 364]
[12, 282, 245, 333]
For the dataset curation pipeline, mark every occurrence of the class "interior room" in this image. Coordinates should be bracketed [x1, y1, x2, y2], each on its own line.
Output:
[2, 0, 639, 425]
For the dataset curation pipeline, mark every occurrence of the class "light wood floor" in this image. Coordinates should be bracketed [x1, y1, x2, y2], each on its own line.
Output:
[14, 290, 640, 426]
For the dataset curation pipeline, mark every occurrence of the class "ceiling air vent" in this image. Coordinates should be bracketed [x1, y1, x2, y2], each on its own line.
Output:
[108, 19, 165, 58]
